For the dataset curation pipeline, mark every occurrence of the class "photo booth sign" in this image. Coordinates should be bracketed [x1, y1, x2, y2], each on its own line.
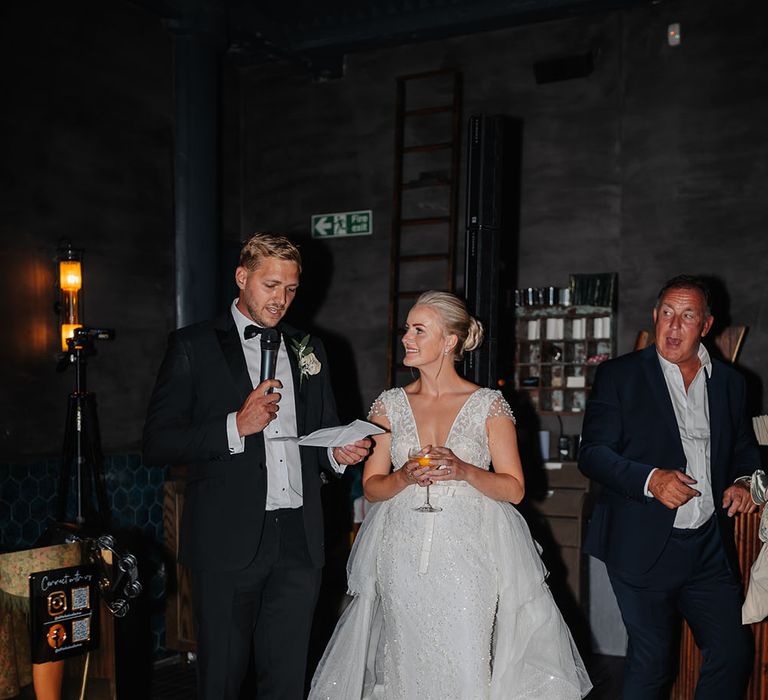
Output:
[29, 564, 99, 663]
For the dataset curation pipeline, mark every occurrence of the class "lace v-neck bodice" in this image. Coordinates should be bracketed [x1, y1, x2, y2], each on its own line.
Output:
[369, 387, 515, 473]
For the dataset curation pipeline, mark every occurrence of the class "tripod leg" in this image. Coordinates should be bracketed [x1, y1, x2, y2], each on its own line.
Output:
[58, 395, 77, 522]
[82, 393, 110, 527]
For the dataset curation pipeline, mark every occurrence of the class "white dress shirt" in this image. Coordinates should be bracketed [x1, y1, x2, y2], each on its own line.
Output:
[645, 344, 714, 528]
[224, 301, 345, 510]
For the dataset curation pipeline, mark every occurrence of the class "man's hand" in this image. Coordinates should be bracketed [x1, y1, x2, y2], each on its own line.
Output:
[332, 438, 372, 466]
[235, 379, 282, 436]
[648, 469, 700, 509]
[722, 481, 758, 517]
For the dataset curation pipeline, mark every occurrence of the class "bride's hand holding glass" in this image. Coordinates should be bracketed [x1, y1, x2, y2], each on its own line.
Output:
[407, 446, 443, 512]
[423, 446, 467, 482]
[402, 446, 433, 487]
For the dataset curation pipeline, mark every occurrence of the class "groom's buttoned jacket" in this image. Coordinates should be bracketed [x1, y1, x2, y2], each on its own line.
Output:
[143, 313, 340, 573]
[579, 344, 758, 576]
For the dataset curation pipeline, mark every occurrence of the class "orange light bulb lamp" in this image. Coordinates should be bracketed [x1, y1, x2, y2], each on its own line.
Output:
[57, 242, 83, 351]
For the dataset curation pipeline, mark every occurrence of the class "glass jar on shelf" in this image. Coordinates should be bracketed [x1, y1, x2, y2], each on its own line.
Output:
[570, 390, 587, 412]
[572, 341, 587, 364]
[517, 341, 543, 365]
[544, 342, 563, 363]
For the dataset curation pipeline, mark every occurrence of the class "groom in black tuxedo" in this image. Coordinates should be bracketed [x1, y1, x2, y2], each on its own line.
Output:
[143, 232, 370, 699]
[579, 275, 759, 699]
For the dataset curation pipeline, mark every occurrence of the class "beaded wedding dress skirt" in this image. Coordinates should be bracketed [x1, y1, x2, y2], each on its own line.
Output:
[310, 388, 592, 700]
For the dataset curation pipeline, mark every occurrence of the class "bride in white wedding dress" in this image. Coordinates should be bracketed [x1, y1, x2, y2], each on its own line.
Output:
[310, 291, 592, 700]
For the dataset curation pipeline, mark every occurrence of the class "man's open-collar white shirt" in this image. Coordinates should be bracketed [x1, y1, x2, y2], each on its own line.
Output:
[227, 300, 303, 510]
[653, 343, 714, 529]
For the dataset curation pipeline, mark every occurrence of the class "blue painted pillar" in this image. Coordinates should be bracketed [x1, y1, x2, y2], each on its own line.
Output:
[169, 15, 225, 327]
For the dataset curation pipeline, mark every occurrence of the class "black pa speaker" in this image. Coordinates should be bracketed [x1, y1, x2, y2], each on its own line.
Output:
[463, 115, 522, 388]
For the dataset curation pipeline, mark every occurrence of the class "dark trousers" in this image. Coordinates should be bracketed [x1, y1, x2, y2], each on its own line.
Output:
[190, 508, 322, 700]
[608, 516, 753, 700]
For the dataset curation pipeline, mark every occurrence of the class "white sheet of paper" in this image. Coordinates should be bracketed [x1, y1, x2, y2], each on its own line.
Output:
[297, 419, 385, 447]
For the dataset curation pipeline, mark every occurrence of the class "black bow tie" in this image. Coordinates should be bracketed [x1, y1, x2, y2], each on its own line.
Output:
[243, 325, 262, 340]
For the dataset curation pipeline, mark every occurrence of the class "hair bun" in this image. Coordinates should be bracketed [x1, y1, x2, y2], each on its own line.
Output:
[463, 317, 484, 354]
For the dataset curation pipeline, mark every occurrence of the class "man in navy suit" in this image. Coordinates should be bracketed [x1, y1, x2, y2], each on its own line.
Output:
[579, 275, 759, 699]
[144, 233, 370, 699]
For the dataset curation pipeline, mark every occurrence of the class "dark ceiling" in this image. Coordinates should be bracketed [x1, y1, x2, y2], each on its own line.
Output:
[134, 0, 647, 75]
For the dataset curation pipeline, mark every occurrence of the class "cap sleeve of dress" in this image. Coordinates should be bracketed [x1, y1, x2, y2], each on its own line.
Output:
[367, 391, 390, 420]
[487, 391, 516, 424]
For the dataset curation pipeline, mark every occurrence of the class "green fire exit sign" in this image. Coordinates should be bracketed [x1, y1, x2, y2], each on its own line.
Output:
[311, 210, 373, 238]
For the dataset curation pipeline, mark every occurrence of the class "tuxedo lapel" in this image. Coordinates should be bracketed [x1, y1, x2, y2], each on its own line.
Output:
[215, 315, 252, 404]
[279, 323, 307, 436]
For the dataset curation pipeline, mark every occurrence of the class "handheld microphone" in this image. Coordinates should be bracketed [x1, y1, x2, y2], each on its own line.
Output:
[260, 328, 281, 393]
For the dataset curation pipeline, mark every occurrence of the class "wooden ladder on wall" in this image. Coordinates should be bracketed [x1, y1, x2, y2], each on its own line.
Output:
[387, 69, 463, 387]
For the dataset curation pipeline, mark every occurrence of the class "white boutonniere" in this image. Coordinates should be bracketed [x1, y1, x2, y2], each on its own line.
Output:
[290, 334, 322, 386]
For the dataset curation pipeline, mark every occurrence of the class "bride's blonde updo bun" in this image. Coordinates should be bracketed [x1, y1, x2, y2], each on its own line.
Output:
[414, 291, 485, 360]
[464, 316, 484, 354]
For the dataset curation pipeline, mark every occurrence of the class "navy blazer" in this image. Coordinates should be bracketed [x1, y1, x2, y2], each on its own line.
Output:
[579, 345, 758, 575]
[143, 313, 341, 572]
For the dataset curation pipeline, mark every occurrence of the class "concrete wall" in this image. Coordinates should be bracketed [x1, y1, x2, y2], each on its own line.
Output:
[619, 0, 768, 394]
[0, 0, 175, 459]
[2, 0, 767, 460]
[233, 0, 768, 414]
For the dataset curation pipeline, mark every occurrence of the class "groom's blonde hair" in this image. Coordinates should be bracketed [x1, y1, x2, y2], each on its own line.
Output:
[239, 232, 302, 273]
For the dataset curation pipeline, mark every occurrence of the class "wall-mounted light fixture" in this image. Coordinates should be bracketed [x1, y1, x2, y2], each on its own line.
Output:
[57, 241, 83, 352]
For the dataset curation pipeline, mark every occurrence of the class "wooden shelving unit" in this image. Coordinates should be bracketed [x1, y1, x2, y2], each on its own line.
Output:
[514, 303, 616, 602]
[514, 305, 615, 414]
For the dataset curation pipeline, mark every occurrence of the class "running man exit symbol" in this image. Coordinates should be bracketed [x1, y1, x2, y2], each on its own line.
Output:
[311, 210, 372, 238]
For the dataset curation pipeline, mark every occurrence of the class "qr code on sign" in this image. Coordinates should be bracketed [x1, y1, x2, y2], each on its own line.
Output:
[72, 616, 91, 643]
[72, 586, 90, 611]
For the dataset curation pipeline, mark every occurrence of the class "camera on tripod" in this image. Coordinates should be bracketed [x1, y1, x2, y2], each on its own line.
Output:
[71, 326, 115, 344]
[61, 324, 114, 356]
[57, 326, 115, 373]
[51, 243, 140, 617]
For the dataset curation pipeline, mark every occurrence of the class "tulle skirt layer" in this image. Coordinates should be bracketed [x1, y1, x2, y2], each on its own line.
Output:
[310, 483, 592, 700]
